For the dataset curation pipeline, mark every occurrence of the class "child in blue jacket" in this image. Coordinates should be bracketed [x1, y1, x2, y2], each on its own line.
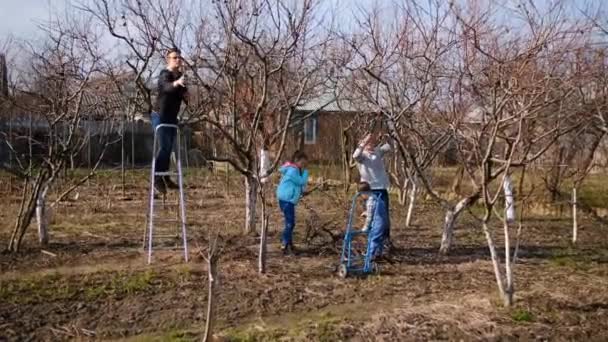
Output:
[276, 151, 309, 255]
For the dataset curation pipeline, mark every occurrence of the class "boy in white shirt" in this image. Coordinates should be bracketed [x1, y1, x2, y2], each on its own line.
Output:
[353, 133, 393, 252]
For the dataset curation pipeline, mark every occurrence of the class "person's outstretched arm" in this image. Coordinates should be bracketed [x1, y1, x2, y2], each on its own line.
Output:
[158, 70, 182, 94]
[353, 134, 372, 162]
[377, 136, 394, 157]
[301, 169, 309, 193]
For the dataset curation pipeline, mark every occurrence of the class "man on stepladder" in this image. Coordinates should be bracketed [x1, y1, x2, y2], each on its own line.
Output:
[151, 47, 188, 194]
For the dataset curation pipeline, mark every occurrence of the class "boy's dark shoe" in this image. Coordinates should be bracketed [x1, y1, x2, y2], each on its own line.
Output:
[281, 243, 297, 256]
[372, 254, 395, 264]
[384, 239, 395, 254]
[164, 177, 180, 190]
[154, 177, 167, 194]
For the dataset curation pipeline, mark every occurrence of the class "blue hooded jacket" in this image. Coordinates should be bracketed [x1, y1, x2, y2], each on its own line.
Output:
[276, 162, 309, 205]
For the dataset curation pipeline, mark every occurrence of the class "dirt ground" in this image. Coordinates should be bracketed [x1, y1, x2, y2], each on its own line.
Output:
[1, 170, 608, 341]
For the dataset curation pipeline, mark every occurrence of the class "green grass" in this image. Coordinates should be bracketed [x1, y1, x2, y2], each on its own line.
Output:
[224, 312, 343, 342]
[577, 174, 608, 209]
[111, 270, 156, 296]
[511, 309, 534, 323]
[123, 330, 198, 342]
[0, 272, 76, 304]
[226, 329, 289, 342]
[0, 270, 159, 304]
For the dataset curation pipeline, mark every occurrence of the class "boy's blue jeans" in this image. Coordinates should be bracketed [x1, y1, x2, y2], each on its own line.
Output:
[151, 112, 176, 173]
[279, 200, 296, 245]
[375, 189, 391, 240]
[368, 192, 388, 257]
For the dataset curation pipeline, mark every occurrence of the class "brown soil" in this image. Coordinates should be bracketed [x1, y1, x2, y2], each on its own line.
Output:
[1, 170, 607, 341]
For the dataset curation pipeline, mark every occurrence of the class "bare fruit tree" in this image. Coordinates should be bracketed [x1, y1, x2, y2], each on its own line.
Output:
[3, 13, 119, 252]
[338, 0, 458, 249]
[198, 231, 222, 342]
[176, 0, 333, 235]
[446, 0, 588, 306]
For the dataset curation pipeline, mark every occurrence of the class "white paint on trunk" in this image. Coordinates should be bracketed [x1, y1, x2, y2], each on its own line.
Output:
[203, 256, 218, 342]
[258, 212, 269, 274]
[482, 221, 511, 306]
[502, 218, 514, 307]
[260, 149, 271, 184]
[405, 181, 417, 227]
[440, 209, 456, 254]
[439, 196, 471, 254]
[572, 187, 578, 244]
[399, 178, 410, 206]
[36, 185, 50, 246]
[503, 175, 515, 222]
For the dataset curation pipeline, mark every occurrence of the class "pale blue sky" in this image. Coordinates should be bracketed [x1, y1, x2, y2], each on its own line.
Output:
[1, 0, 602, 44]
[0, 0, 64, 40]
[4, 0, 363, 40]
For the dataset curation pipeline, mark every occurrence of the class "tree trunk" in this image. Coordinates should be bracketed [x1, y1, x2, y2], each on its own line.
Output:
[439, 193, 479, 254]
[405, 181, 417, 227]
[482, 221, 510, 306]
[244, 175, 258, 234]
[121, 129, 126, 197]
[259, 206, 269, 274]
[572, 187, 578, 244]
[203, 256, 218, 342]
[399, 178, 410, 206]
[259, 149, 270, 184]
[8, 177, 45, 252]
[502, 219, 514, 307]
[450, 166, 464, 195]
[8, 181, 32, 252]
[339, 120, 353, 194]
[503, 175, 515, 222]
[36, 185, 51, 246]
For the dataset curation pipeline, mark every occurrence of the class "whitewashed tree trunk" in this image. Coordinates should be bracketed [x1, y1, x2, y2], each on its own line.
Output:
[405, 181, 417, 227]
[572, 187, 578, 244]
[203, 255, 218, 342]
[399, 178, 410, 206]
[502, 218, 514, 306]
[245, 175, 258, 234]
[36, 185, 50, 246]
[439, 195, 477, 254]
[503, 175, 515, 222]
[482, 221, 512, 306]
[258, 206, 269, 274]
[440, 209, 457, 254]
[259, 149, 271, 185]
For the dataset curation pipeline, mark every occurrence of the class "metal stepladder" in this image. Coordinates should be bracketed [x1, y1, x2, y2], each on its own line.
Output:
[337, 191, 380, 278]
[144, 123, 188, 264]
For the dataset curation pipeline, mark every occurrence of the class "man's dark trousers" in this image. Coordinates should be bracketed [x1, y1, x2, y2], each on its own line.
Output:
[151, 112, 176, 173]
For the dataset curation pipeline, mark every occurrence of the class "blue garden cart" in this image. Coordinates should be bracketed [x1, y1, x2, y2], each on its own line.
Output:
[337, 191, 380, 278]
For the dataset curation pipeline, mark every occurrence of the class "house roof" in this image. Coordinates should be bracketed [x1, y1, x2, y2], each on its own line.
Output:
[81, 91, 128, 119]
[463, 105, 489, 124]
[295, 92, 359, 113]
[295, 78, 362, 113]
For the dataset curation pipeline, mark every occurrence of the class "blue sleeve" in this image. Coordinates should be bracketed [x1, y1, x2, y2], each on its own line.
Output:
[301, 169, 309, 190]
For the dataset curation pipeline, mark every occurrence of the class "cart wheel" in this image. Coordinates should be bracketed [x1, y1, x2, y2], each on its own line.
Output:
[338, 264, 349, 278]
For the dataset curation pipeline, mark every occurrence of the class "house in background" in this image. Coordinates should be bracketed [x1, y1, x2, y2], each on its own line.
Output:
[289, 88, 363, 163]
